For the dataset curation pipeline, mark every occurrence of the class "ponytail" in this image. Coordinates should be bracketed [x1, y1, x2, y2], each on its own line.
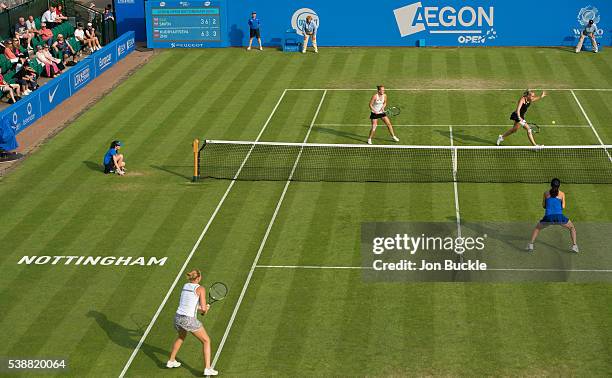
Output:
[550, 178, 560, 198]
[186, 269, 201, 282]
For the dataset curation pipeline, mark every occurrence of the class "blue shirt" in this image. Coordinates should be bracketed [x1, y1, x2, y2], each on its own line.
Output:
[544, 196, 563, 216]
[103, 148, 117, 165]
[248, 18, 260, 30]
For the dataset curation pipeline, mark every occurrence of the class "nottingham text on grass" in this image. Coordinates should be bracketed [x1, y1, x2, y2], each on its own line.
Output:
[17, 255, 168, 266]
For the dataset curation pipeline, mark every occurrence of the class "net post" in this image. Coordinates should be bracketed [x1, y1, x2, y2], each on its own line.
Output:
[192, 139, 199, 182]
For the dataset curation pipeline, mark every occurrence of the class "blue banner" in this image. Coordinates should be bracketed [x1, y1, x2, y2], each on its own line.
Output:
[69, 57, 95, 94]
[94, 44, 117, 76]
[115, 32, 136, 60]
[38, 74, 71, 116]
[6, 95, 41, 134]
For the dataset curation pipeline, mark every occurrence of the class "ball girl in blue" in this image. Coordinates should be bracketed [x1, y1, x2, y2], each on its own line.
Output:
[528, 178, 578, 253]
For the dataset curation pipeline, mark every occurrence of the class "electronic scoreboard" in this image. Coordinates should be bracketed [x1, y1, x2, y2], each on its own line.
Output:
[145, 0, 227, 48]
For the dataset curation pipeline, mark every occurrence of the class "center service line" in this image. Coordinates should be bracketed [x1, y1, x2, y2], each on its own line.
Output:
[211, 90, 328, 370]
[119, 89, 289, 378]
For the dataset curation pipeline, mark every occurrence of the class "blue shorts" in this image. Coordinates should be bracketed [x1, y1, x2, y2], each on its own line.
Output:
[540, 214, 569, 225]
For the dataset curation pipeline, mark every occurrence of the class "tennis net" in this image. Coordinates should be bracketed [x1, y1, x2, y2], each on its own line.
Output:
[196, 140, 612, 184]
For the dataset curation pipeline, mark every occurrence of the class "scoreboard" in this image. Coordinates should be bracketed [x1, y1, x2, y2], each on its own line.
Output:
[145, 0, 227, 48]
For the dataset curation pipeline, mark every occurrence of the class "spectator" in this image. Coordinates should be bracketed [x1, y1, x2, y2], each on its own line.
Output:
[35, 45, 60, 77]
[575, 19, 598, 53]
[14, 17, 34, 50]
[0, 67, 21, 103]
[0, 2, 7, 12]
[103, 4, 115, 43]
[42, 44, 64, 71]
[86, 23, 102, 50]
[39, 22, 54, 46]
[41, 6, 58, 28]
[26, 16, 39, 35]
[88, 2, 97, 23]
[53, 34, 77, 65]
[55, 4, 69, 23]
[74, 23, 90, 53]
[247, 11, 262, 51]
[14, 55, 37, 95]
[4, 41, 18, 63]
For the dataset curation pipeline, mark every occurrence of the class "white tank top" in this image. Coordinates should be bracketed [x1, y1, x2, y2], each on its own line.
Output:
[372, 93, 385, 113]
[176, 283, 200, 317]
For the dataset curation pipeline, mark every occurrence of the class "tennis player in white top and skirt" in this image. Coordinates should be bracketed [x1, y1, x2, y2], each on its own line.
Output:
[368, 85, 399, 144]
[166, 269, 218, 376]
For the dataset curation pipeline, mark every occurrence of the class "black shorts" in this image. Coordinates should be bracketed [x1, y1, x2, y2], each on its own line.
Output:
[104, 161, 114, 174]
[249, 28, 260, 38]
[370, 112, 386, 120]
[510, 112, 521, 123]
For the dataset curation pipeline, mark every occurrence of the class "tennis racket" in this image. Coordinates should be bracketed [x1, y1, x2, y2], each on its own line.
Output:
[207, 282, 228, 306]
[528, 123, 540, 134]
[385, 106, 401, 117]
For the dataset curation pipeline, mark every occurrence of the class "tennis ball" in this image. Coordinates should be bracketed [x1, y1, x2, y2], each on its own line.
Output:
[552, 121, 556, 125]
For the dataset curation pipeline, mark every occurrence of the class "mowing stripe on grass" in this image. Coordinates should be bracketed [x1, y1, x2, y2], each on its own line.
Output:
[570, 90, 612, 162]
[314, 123, 590, 128]
[287, 88, 612, 91]
[212, 90, 328, 369]
[118, 89, 289, 378]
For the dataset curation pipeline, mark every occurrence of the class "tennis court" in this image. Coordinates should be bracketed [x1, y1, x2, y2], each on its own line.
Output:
[2, 48, 612, 377]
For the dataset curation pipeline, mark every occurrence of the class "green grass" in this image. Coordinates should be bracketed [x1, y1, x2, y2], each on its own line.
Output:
[1, 47, 611, 377]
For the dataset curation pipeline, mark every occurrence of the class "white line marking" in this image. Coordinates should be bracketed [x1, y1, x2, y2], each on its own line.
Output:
[254, 265, 612, 273]
[449, 126, 461, 239]
[287, 88, 612, 91]
[211, 90, 328, 369]
[118, 89, 289, 378]
[570, 90, 612, 162]
[314, 123, 590, 128]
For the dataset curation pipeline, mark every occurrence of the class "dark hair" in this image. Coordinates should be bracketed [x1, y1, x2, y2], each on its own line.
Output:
[550, 178, 560, 198]
[589, 19, 594, 24]
[377, 85, 384, 91]
[110, 140, 120, 148]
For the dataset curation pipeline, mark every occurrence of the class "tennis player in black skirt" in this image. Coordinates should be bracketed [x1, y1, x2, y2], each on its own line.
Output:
[497, 90, 546, 146]
[367, 85, 399, 145]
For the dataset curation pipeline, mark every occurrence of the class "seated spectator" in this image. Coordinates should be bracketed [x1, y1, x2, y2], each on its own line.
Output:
[86, 23, 102, 51]
[55, 4, 68, 23]
[41, 6, 58, 28]
[74, 23, 90, 52]
[0, 67, 21, 103]
[39, 22, 54, 46]
[14, 17, 33, 50]
[25, 15, 39, 35]
[53, 34, 77, 64]
[35, 45, 60, 77]
[14, 55, 37, 95]
[103, 140, 126, 175]
[4, 41, 18, 63]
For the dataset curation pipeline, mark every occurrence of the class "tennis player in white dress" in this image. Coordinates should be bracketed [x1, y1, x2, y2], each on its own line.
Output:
[368, 85, 399, 144]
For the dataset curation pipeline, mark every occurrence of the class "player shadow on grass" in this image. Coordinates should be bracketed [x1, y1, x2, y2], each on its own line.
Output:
[83, 161, 102, 172]
[309, 125, 365, 143]
[435, 130, 492, 145]
[86, 311, 201, 375]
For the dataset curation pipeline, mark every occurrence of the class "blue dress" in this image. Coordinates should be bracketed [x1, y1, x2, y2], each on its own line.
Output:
[540, 196, 569, 224]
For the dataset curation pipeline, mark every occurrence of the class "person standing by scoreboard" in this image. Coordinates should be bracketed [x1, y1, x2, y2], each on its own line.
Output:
[247, 11, 262, 51]
[301, 15, 318, 53]
[575, 19, 598, 53]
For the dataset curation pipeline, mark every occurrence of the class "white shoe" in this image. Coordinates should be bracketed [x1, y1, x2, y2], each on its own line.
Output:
[117, 169, 125, 176]
[593, 50, 598, 53]
[301, 50, 306, 54]
[314, 49, 318, 53]
[571, 245, 579, 253]
[575, 49, 579, 53]
[204, 367, 219, 376]
[367, 139, 372, 145]
[247, 46, 251, 50]
[392, 136, 400, 142]
[259, 46, 263, 51]
[166, 360, 181, 368]
[496, 135, 504, 146]
[526, 243, 534, 252]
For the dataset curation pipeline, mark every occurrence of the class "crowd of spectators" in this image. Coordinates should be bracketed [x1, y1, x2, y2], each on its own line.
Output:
[0, 3, 111, 104]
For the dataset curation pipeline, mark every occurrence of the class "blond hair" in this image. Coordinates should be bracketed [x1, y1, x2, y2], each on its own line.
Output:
[306, 15, 312, 21]
[186, 269, 201, 282]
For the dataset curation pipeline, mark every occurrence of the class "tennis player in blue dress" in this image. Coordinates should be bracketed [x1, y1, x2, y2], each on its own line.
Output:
[528, 178, 579, 253]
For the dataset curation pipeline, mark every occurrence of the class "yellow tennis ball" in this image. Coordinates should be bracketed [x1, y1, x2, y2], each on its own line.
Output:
[552, 121, 556, 125]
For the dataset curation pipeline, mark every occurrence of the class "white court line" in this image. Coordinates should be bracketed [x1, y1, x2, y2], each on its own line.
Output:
[118, 89, 289, 378]
[211, 90, 328, 370]
[314, 123, 590, 128]
[287, 88, 612, 92]
[449, 126, 461, 239]
[570, 90, 612, 163]
[254, 265, 612, 273]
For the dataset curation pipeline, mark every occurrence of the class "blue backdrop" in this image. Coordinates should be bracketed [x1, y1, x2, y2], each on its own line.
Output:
[117, 0, 611, 47]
